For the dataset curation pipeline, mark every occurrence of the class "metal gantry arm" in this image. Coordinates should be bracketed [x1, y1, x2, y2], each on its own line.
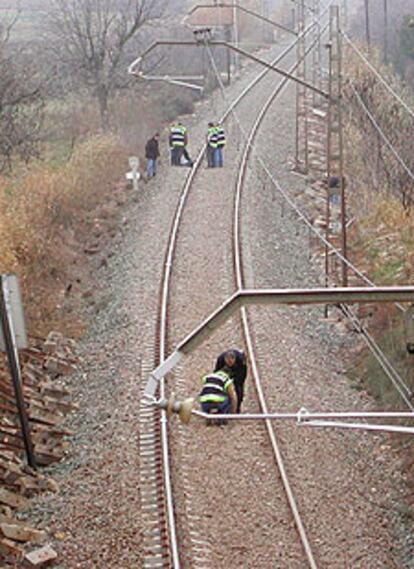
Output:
[128, 40, 207, 91]
[128, 39, 329, 98]
[144, 286, 414, 400]
[183, 3, 297, 36]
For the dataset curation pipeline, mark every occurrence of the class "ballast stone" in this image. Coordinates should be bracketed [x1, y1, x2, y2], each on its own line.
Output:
[25, 544, 58, 566]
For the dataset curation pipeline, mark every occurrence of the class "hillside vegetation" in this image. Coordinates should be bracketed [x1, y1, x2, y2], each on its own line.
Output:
[0, 1, 199, 336]
[343, 44, 414, 421]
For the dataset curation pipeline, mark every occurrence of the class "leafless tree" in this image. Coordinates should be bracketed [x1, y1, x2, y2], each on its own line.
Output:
[48, 0, 165, 130]
[0, 21, 44, 172]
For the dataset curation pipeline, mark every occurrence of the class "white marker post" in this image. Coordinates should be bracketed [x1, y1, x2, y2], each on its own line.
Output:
[127, 156, 140, 191]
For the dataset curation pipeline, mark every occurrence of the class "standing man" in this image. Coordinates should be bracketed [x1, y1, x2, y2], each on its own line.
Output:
[214, 349, 247, 413]
[145, 133, 160, 179]
[169, 121, 193, 167]
[169, 122, 185, 165]
[214, 122, 226, 167]
[206, 121, 218, 167]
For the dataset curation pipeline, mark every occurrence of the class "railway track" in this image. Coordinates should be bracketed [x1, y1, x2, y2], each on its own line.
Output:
[138, 9, 332, 568]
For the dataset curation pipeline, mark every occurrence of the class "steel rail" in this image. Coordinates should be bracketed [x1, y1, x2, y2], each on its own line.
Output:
[230, 40, 322, 569]
[146, 24, 327, 568]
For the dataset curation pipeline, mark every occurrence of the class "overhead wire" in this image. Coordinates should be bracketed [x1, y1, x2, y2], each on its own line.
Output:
[339, 303, 414, 409]
[349, 83, 414, 183]
[342, 32, 414, 121]
[205, 26, 413, 411]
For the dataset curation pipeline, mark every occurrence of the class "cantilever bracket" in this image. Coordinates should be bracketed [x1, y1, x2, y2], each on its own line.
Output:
[183, 3, 297, 36]
[144, 286, 414, 399]
[128, 40, 329, 98]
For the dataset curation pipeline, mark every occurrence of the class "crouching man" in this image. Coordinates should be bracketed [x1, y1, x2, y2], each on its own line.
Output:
[199, 367, 237, 424]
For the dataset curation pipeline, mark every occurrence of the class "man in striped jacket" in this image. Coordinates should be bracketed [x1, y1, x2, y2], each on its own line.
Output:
[214, 123, 226, 167]
[206, 122, 218, 168]
[169, 122, 186, 166]
[199, 367, 237, 421]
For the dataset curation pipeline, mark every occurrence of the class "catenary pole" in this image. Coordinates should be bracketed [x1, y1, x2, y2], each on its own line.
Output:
[364, 0, 371, 47]
[384, 0, 388, 63]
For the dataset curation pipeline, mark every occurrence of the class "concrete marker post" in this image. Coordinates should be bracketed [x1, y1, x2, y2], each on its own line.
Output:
[128, 156, 140, 191]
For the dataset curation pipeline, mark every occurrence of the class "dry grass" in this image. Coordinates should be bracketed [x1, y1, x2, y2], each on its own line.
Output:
[0, 134, 125, 336]
[343, 42, 414, 298]
[350, 198, 414, 284]
[342, 44, 414, 439]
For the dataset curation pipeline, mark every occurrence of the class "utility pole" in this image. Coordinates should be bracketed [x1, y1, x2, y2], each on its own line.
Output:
[384, 0, 388, 63]
[326, 5, 347, 287]
[364, 0, 371, 47]
[233, 0, 240, 70]
[0, 276, 36, 468]
[226, 24, 232, 84]
[341, 0, 348, 31]
[311, 0, 322, 106]
[295, 0, 309, 173]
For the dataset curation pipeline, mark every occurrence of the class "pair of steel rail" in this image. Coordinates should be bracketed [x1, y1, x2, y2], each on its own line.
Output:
[134, 7, 414, 569]
[138, 22, 328, 569]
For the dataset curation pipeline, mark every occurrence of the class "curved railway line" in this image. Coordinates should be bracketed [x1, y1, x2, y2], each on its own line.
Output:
[138, 6, 407, 569]
[139, 9, 331, 568]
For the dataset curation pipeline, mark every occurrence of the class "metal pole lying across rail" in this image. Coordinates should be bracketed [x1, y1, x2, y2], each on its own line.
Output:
[190, 410, 414, 435]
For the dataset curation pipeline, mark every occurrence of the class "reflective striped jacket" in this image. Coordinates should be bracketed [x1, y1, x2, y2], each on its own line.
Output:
[199, 370, 233, 403]
[169, 124, 186, 147]
[207, 126, 218, 148]
[216, 125, 226, 147]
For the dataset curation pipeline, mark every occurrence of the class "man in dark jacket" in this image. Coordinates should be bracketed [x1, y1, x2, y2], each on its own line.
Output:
[214, 349, 247, 413]
[145, 133, 160, 178]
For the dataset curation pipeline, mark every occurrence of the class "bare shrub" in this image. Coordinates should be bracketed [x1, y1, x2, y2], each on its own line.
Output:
[344, 44, 414, 211]
[0, 22, 44, 171]
[47, 0, 166, 130]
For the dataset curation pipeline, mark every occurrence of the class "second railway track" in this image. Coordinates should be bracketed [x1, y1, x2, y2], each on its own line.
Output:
[139, 7, 405, 569]
[140, 10, 330, 568]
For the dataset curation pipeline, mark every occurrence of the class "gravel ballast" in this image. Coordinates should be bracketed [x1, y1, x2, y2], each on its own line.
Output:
[24, 36, 413, 569]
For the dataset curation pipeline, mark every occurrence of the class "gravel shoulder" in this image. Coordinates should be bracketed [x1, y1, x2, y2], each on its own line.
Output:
[244, 73, 412, 568]
[27, 41, 299, 568]
[25, 36, 413, 569]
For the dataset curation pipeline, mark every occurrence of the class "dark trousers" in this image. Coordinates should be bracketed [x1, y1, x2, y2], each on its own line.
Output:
[234, 381, 245, 413]
[206, 146, 215, 167]
[171, 147, 182, 166]
[215, 147, 224, 167]
[182, 147, 192, 165]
